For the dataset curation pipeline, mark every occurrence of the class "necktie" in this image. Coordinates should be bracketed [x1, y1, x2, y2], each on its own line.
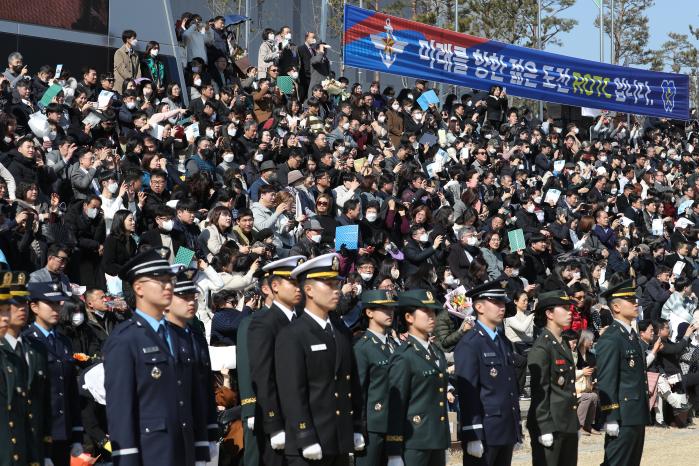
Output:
[47, 333, 56, 351]
[157, 325, 171, 354]
[427, 344, 439, 365]
[15, 340, 24, 360]
[324, 324, 334, 339]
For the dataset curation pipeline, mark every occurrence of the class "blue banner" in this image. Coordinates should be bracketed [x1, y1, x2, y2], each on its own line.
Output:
[343, 5, 690, 120]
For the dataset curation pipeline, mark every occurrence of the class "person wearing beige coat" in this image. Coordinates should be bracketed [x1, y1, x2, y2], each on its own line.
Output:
[113, 30, 142, 93]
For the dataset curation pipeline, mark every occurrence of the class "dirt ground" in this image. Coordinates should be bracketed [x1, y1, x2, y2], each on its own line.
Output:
[447, 425, 699, 465]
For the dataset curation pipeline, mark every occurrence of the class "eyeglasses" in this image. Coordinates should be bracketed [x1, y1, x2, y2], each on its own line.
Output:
[316, 201, 329, 206]
[52, 255, 69, 263]
[269, 68, 278, 72]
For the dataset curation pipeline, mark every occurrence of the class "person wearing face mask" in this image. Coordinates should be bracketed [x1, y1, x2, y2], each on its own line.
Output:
[185, 136, 217, 180]
[289, 218, 324, 258]
[542, 262, 583, 294]
[139, 205, 184, 262]
[257, 27, 281, 78]
[516, 197, 547, 238]
[113, 29, 142, 94]
[98, 171, 127, 233]
[62, 195, 105, 290]
[143, 41, 166, 93]
[386, 98, 405, 148]
[404, 224, 445, 278]
[56, 298, 101, 364]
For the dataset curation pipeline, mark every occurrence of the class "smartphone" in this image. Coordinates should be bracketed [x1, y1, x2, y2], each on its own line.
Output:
[55, 64, 63, 77]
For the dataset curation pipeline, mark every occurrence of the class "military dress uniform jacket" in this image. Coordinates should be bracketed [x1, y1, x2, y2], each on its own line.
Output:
[596, 321, 650, 426]
[0, 341, 36, 466]
[20, 336, 52, 461]
[247, 304, 292, 435]
[236, 315, 256, 422]
[188, 325, 219, 441]
[274, 312, 362, 456]
[385, 335, 450, 456]
[455, 326, 522, 447]
[526, 328, 580, 436]
[354, 331, 395, 435]
[103, 314, 209, 466]
[22, 324, 83, 443]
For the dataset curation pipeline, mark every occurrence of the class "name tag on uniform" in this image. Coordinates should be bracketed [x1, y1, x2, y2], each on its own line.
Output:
[142, 346, 159, 354]
[311, 344, 327, 352]
[483, 352, 497, 357]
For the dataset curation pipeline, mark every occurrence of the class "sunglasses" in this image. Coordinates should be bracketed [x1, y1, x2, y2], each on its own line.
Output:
[317, 201, 329, 206]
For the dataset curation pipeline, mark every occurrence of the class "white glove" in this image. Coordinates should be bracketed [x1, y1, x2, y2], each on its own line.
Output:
[538, 433, 554, 447]
[270, 430, 286, 450]
[467, 440, 484, 458]
[209, 442, 218, 459]
[246, 417, 255, 430]
[353, 432, 365, 451]
[302, 443, 323, 460]
[604, 422, 619, 437]
[44, 459, 54, 466]
[70, 443, 83, 457]
[387, 456, 405, 466]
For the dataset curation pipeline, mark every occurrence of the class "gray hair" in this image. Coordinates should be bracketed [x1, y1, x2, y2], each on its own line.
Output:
[579, 329, 594, 350]
[7, 52, 22, 63]
[458, 226, 476, 239]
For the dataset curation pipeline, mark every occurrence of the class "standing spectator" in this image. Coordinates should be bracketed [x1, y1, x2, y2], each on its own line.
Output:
[113, 30, 142, 94]
[182, 15, 215, 65]
[3, 51, 28, 88]
[101, 209, 138, 277]
[257, 28, 279, 79]
[65, 195, 107, 290]
[143, 41, 166, 94]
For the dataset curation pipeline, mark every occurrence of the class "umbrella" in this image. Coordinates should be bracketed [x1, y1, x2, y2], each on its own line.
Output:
[224, 14, 250, 26]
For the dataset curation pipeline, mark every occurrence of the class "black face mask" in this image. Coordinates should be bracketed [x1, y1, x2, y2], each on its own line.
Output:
[200, 148, 214, 159]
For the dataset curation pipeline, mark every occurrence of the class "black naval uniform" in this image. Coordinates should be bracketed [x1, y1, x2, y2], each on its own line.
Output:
[248, 302, 295, 465]
[275, 311, 362, 465]
[386, 335, 450, 466]
[236, 313, 260, 466]
[527, 327, 580, 465]
[353, 329, 396, 466]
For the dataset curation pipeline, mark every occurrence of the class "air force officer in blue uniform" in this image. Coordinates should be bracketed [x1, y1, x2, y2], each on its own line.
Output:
[103, 248, 210, 466]
[454, 281, 522, 466]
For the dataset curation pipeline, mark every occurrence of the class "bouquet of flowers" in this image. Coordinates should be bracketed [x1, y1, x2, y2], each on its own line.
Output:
[444, 286, 475, 323]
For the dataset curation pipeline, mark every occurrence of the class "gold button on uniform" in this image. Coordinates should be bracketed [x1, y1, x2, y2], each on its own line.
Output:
[336, 410, 340, 416]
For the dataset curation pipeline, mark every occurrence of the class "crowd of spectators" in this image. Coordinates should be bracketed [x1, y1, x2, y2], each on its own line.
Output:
[2, 10, 699, 464]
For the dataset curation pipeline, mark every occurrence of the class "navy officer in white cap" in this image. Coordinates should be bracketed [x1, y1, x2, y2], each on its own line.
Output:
[454, 280, 522, 466]
[275, 252, 364, 465]
[103, 248, 210, 466]
[246, 254, 307, 465]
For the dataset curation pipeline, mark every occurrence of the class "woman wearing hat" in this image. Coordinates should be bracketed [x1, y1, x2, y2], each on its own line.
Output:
[526, 291, 579, 465]
[386, 289, 449, 466]
[353, 290, 399, 465]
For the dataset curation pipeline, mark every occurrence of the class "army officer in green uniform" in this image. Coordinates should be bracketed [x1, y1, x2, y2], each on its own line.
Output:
[354, 289, 399, 466]
[597, 279, 649, 466]
[386, 289, 450, 466]
[527, 291, 579, 466]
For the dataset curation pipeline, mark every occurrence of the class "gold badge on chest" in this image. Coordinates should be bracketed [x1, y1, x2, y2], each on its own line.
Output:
[151, 366, 162, 379]
[490, 367, 498, 378]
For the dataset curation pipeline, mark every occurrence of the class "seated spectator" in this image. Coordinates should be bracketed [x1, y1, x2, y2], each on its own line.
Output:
[210, 290, 250, 346]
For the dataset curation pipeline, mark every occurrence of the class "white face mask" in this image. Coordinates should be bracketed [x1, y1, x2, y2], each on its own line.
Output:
[309, 38, 317, 45]
[223, 153, 235, 163]
[391, 268, 400, 279]
[126, 101, 137, 110]
[354, 284, 362, 295]
[86, 208, 98, 219]
[193, 78, 202, 87]
[311, 234, 322, 243]
[378, 115, 386, 123]
[526, 205, 535, 213]
[444, 275, 459, 287]
[342, 122, 350, 131]
[533, 196, 542, 204]
[365, 212, 378, 222]
[150, 49, 159, 57]
[205, 128, 215, 138]
[611, 188, 618, 195]
[510, 269, 520, 277]
[391, 103, 400, 111]
[289, 71, 298, 80]
[572, 271, 581, 280]
[413, 112, 423, 121]
[161, 219, 174, 231]
[254, 152, 264, 162]
[71, 313, 85, 327]
[466, 236, 479, 247]
[227, 125, 237, 137]
[107, 182, 119, 194]
[130, 39, 138, 47]
[268, 34, 275, 41]
[285, 33, 292, 40]
[419, 233, 429, 243]
[360, 272, 373, 282]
